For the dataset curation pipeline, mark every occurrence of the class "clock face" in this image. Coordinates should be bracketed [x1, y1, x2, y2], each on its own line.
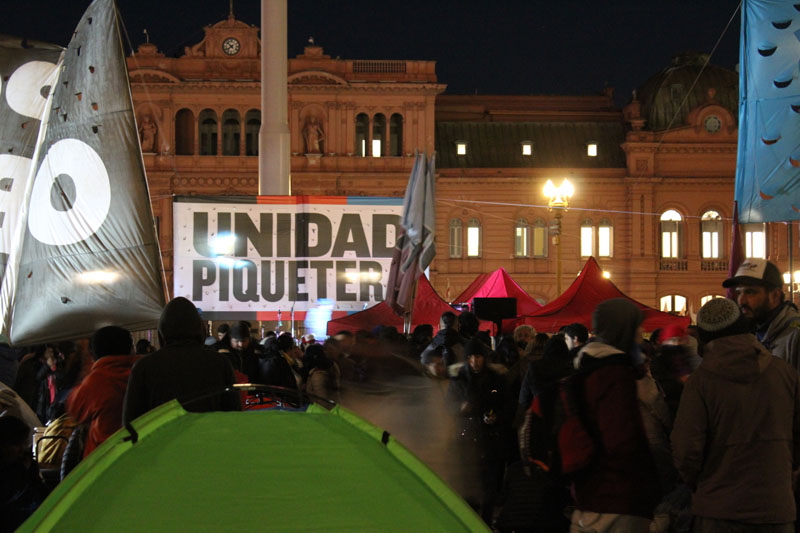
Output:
[222, 38, 240, 56]
[704, 115, 721, 133]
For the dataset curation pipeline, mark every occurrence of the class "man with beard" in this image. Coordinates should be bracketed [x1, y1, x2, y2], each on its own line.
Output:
[723, 258, 800, 371]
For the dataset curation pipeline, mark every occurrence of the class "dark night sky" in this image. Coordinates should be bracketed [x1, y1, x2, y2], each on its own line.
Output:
[2, 1, 742, 106]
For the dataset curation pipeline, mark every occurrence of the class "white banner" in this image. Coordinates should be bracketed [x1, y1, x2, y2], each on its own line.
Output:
[173, 197, 402, 313]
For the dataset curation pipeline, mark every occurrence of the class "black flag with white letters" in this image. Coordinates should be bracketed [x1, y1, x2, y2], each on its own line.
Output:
[7, 0, 165, 344]
[0, 37, 62, 335]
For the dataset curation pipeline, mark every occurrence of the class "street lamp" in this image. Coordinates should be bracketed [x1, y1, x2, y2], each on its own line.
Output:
[543, 178, 574, 295]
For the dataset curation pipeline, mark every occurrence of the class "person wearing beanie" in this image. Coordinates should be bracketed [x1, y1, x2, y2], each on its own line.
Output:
[723, 258, 800, 371]
[672, 297, 800, 531]
[447, 335, 506, 525]
[569, 298, 661, 531]
[123, 297, 241, 425]
[225, 321, 264, 383]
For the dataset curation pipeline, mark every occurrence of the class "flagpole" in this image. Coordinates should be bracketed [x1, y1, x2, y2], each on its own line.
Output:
[789, 222, 794, 305]
[404, 278, 419, 335]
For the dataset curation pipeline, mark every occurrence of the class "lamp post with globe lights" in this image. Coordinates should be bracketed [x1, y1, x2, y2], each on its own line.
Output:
[543, 178, 574, 295]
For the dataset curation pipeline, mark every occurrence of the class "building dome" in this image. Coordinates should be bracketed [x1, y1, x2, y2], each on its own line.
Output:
[636, 52, 738, 131]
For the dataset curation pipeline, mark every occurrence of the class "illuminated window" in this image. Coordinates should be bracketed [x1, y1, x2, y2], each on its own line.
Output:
[660, 209, 682, 258]
[587, 142, 598, 157]
[701, 210, 722, 258]
[456, 141, 467, 155]
[532, 219, 548, 258]
[580, 219, 594, 257]
[515, 218, 530, 257]
[449, 219, 462, 258]
[598, 218, 613, 257]
[521, 141, 533, 156]
[467, 218, 481, 257]
[660, 294, 687, 314]
[700, 294, 723, 306]
[372, 113, 385, 157]
[744, 223, 766, 259]
[355, 113, 369, 157]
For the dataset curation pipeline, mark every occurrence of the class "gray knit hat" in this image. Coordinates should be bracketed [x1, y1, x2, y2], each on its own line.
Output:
[696, 297, 751, 343]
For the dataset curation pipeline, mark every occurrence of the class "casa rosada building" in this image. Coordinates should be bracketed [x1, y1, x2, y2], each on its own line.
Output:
[126, 14, 799, 320]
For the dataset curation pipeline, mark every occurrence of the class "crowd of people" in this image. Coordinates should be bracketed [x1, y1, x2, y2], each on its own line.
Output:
[1, 257, 800, 532]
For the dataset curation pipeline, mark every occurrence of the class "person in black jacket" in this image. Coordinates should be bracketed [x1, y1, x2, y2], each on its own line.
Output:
[258, 333, 300, 393]
[225, 321, 264, 383]
[122, 297, 241, 425]
[447, 337, 507, 524]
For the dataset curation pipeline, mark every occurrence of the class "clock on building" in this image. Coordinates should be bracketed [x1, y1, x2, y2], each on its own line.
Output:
[704, 115, 721, 133]
[222, 37, 240, 56]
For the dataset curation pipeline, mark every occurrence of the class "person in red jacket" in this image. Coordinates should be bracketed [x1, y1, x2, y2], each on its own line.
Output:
[67, 326, 139, 458]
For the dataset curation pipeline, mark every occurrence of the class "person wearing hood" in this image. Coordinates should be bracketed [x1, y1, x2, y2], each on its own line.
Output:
[570, 298, 660, 532]
[672, 297, 800, 532]
[122, 297, 241, 425]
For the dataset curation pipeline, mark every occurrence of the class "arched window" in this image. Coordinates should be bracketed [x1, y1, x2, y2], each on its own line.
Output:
[244, 109, 260, 156]
[660, 294, 687, 314]
[449, 219, 462, 258]
[175, 108, 194, 155]
[701, 210, 722, 259]
[355, 113, 369, 157]
[514, 218, 529, 257]
[598, 218, 613, 257]
[389, 113, 403, 156]
[221, 109, 241, 156]
[700, 294, 723, 306]
[467, 218, 481, 257]
[372, 113, 386, 157]
[744, 223, 766, 258]
[580, 219, 594, 257]
[198, 109, 218, 156]
[532, 218, 548, 258]
[660, 209, 683, 258]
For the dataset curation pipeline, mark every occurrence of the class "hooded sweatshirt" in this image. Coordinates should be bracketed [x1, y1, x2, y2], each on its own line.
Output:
[122, 297, 241, 425]
[67, 354, 140, 457]
[569, 299, 660, 519]
[671, 333, 800, 523]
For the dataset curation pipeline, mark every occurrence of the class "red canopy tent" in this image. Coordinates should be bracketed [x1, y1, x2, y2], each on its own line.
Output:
[503, 257, 691, 333]
[327, 275, 462, 335]
[452, 267, 543, 316]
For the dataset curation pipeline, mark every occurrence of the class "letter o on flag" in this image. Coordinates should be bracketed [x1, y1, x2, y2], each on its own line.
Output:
[28, 139, 111, 246]
[6, 61, 58, 119]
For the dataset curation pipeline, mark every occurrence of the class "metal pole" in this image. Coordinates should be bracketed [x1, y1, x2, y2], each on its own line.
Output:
[790, 222, 794, 304]
[555, 210, 562, 295]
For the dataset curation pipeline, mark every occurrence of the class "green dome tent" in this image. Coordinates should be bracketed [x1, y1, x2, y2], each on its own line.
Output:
[20, 401, 487, 532]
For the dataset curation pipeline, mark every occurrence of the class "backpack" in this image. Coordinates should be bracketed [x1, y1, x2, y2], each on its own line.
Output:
[519, 353, 629, 477]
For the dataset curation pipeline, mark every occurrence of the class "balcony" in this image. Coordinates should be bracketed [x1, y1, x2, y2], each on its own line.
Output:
[659, 259, 688, 271]
[701, 259, 728, 271]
